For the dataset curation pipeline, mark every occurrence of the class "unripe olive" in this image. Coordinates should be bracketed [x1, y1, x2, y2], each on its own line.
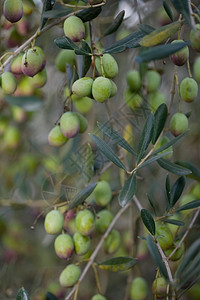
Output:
[152, 277, 168, 299]
[10, 53, 24, 74]
[29, 69, 47, 88]
[190, 182, 200, 198]
[92, 77, 112, 102]
[23, 0, 35, 15]
[16, 16, 29, 36]
[170, 40, 189, 66]
[44, 210, 64, 235]
[75, 209, 95, 236]
[91, 294, 107, 300]
[96, 209, 114, 233]
[75, 112, 88, 133]
[180, 77, 198, 102]
[169, 112, 188, 137]
[146, 70, 161, 93]
[136, 239, 148, 262]
[164, 240, 184, 261]
[156, 224, 173, 250]
[73, 232, 90, 255]
[154, 136, 173, 160]
[190, 24, 200, 52]
[0, 116, 9, 135]
[11, 105, 26, 123]
[60, 112, 80, 138]
[54, 233, 74, 259]
[74, 96, 93, 114]
[3, 0, 23, 23]
[103, 229, 121, 254]
[130, 277, 148, 300]
[34, 46, 46, 71]
[93, 180, 112, 206]
[72, 77, 93, 98]
[110, 80, 117, 98]
[95, 54, 119, 78]
[48, 125, 68, 147]
[193, 57, 200, 83]
[148, 91, 166, 113]
[1, 72, 17, 95]
[64, 16, 85, 42]
[126, 70, 141, 91]
[59, 264, 81, 287]
[55, 50, 75, 72]
[124, 88, 143, 109]
[21, 48, 43, 77]
[3, 126, 20, 149]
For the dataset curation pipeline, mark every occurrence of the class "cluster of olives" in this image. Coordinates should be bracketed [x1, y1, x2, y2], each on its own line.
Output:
[44, 180, 121, 291]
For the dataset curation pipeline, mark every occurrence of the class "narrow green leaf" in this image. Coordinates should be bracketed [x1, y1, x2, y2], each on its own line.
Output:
[157, 158, 192, 175]
[16, 287, 30, 300]
[97, 122, 136, 155]
[135, 41, 189, 63]
[76, 6, 102, 22]
[136, 113, 154, 164]
[81, 40, 92, 76]
[147, 194, 157, 215]
[146, 235, 169, 280]
[136, 151, 172, 170]
[153, 130, 188, 156]
[141, 209, 155, 235]
[165, 174, 171, 204]
[176, 161, 200, 181]
[42, 8, 72, 18]
[118, 173, 137, 207]
[40, 0, 55, 29]
[4, 95, 43, 111]
[176, 238, 200, 279]
[89, 134, 127, 171]
[170, 176, 186, 208]
[46, 292, 58, 300]
[170, 0, 191, 26]
[98, 256, 138, 272]
[55, 36, 90, 55]
[138, 24, 155, 34]
[152, 104, 168, 144]
[176, 199, 200, 212]
[103, 10, 125, 37]
[69, 182, 97, 209]
[163, 219, 184, 226]
[163, 0, 174, 21]
[103, 30, 146, 54]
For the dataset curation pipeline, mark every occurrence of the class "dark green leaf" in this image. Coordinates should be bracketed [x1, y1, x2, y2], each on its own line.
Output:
[136, 151, 172, 170]
[46, 292, 58, 300]
[4, 95, 43, 112]
[103, 30, 145, 54]
[81, 40, 92, 76]
[98, 256, 138, 272]
[170, 0, 191, 26]
[16, 287, 30, 300]
[42, 8, 72, 18]
[157, 158, 192, 175]
[76, 6, 102, 22]
[97, 122, 136, 155]
[118, 173, 137, 207]
[89, 134, 127, 171]
[152, 104, 168, 144]
[135, 41, 190, 63]
[40, 0, 56, 29]
[138, 24, 155, 34]
[163, 219, 184, 226]
[176, 238, 200, 278]
[55, 37, 90, 55]
[175, 161, 200, 181]
[146, 235, 169, 280]
[153, 130, 188, 156]
[69, 182, 97, 209]
[136, 113, 154, 164]
[163, 0, 174, 21]
[176, 199, 200, 212]
[103, 11, 125, 37]
[141, 209, 155, 235]
[165, 174, 171, 204]
[147, 194, 157, 215]
[170, 176, 186, 208]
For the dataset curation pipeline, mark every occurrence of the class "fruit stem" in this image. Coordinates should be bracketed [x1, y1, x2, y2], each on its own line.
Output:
[92, 263, 102, 294]
[187, 59, 192, 78]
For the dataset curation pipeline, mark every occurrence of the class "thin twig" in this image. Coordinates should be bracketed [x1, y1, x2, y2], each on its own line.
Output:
[188, 0, 196, 29]
[133, 195, 143, 211]
[65, 203, 131, 300]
